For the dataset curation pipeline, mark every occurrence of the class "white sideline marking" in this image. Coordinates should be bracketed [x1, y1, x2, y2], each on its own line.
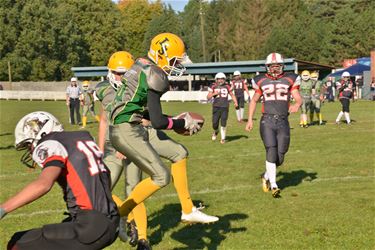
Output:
[5, 175, 374, 218]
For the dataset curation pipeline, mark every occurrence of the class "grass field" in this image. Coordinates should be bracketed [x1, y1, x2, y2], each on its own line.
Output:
[0, 99, 374, 250]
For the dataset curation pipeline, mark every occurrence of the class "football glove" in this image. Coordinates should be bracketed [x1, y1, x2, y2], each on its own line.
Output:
[183, 112, 201, 135]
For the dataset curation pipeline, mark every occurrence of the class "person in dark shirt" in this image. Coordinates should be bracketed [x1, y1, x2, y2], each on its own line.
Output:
[245, 52, 302, 198]
[335, 71, 354, 125]
[207, 72, 238, 144]
[0, 111, 119, 250]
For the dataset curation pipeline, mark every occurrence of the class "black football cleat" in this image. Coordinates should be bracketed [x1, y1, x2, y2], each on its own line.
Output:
[137, 239, 152, 250]
[127, 220, 138, 247]
[272, 187, 281, 198]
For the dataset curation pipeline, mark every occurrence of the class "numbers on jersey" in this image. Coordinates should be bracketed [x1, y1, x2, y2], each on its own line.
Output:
[234, 81, 243, 89]
[261, 83, 289, 101]
[77, 141, 106, 175]
[215, 87, 228, 98]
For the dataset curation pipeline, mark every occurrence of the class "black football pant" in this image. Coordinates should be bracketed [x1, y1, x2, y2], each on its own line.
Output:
[340, 98, 350, 112]
[7, 210, 119, 250]
[212, 106, 229, 130]
[69, 98, 81, 124]
[260, 115, 290, 167]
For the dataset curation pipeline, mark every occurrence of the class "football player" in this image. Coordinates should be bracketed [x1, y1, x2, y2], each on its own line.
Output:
[230, 71, 250, 123]
[245, 52, 302, 198]
[80, 80, 100, 128]
[310, 72, 324, 125]
[299, 70, 314, 128]
[106, 34, 218, 247]
[335, 71, 354, 125]
[0, 111, 119, 250]
[207, 72, 238, 144]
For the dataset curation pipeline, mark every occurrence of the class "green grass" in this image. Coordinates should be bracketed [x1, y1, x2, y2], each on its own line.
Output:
[0, 100, 374, 249]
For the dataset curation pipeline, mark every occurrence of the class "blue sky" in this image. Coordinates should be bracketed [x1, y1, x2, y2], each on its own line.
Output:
[152, 0, 189, 12]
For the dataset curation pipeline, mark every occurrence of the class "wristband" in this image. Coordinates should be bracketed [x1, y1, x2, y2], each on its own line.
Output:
[167, 117, 174, 130]
[0, 207, 7, 219]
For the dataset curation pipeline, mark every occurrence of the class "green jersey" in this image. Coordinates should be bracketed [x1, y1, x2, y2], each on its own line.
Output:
[95, 80, 115, 116]
[110, 58, 169, 125]
[81, 88, 94, 105]
[299, 79, 314, 98]
[312, 80, 323, 97]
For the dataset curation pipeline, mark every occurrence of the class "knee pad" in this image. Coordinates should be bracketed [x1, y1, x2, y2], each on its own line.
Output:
[172, 144, 188, 162]
[266, 147, 278, 163]
[153, 168, 171, 187]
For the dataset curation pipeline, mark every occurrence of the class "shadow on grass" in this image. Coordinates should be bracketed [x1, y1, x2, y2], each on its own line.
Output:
[277, 170, 317, 190]
[148, 202, 248, 249]
[225, 135, 248, 142]
[0, 145, 14, 150]
[0, 132, 12, 136]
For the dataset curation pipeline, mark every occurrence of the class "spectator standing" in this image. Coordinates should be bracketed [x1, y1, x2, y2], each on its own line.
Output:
[370, 77, 375, 101]
[325, 77, 335, 102]
[66, 77, 82, 125]
[355, 76, 363, 99]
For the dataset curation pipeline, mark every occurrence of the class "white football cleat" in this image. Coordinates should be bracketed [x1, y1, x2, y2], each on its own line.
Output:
[181, 206, 219, 224]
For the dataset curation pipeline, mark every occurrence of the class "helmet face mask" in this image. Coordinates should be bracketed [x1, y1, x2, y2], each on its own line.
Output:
[265, 53, 284, 77]
[15, 112, 64, 168]
[301, 70, 310, 81]
[107, 51, 134, 90]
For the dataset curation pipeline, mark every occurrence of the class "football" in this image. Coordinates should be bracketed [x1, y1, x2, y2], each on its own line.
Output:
[173, 112, 205, 136]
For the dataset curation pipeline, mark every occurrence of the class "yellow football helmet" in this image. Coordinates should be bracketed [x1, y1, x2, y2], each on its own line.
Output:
[82, 80, 90, 90]
[301, 70, 310, 81]
[147, 33, 191, 78]
[310, 72, 319, 81]
[107, 51, 134, 90]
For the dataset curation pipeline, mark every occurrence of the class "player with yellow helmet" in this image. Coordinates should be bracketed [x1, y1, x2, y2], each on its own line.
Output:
[310, 72, 324, 125]
[299, 70, 314, 127]
[80, 80, 100, 128]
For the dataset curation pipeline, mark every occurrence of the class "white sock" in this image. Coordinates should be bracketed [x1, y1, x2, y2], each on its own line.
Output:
[220, 126, 226, 140]
[336, 111, 344, 122]
[266, 161, 277, 188]
[263, 171, 269, 181]
[240, 108, 244, 120]
[344, 112, 351, 123]
[236, 109, 241, 121]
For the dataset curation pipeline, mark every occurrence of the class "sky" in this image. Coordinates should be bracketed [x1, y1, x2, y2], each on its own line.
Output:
[152, 0, 189, 12]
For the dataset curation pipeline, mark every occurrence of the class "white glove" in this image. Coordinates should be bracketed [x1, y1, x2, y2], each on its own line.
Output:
[183, 112, 201, 135]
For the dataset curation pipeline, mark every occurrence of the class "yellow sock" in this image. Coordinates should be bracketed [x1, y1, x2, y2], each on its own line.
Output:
[318, 113, 322, 122]
[171, 158, 193, 214]
[95, 115, 100, 122]
[132, 202, 147, 240]
[127, 211, 134, 222]
[119, 178, 161, 217]
[112, 194, 123, 207]
[82, 116, 87, 127]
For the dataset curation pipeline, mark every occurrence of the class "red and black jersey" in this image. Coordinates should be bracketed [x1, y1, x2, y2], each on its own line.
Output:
[230, 79, 248, 97]
[208, 82, 232, 108]
[32, 131, 118, 218]
[337, 80, 354, 99]
[252, 72, 300, 116]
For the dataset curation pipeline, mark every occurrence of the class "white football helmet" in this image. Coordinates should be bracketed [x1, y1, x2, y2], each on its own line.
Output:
[342, 71, 350, 78]
[265, 52, 284, 77]
[233, 70, 241, 76]
[215, 72, 226, 80]
[15, 111, 63, 167]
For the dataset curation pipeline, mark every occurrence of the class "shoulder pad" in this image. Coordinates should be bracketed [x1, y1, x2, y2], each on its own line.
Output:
[144, 65, 169, 93]
[32, 140, 68, 168]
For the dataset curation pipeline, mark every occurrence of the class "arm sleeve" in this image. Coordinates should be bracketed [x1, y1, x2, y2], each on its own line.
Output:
[147, 90, 184, 129]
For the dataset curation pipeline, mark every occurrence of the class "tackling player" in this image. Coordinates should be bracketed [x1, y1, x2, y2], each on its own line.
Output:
[207, 72, 238, 144]
[0, 111, 119, 250]
[230, 70, 250, 123]
[245, 52, 302, 198]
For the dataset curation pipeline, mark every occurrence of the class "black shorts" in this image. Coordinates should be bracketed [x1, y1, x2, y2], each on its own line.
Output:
[340, 98, 350, 112]
[236, 95, 245, 108]
[260, 114, 290, 154]
[212, 106, 229, 129]
[7, 210, 119, 250]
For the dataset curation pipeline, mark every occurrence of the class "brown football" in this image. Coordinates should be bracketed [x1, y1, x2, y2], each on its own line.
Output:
[173, 112, 205, 136]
